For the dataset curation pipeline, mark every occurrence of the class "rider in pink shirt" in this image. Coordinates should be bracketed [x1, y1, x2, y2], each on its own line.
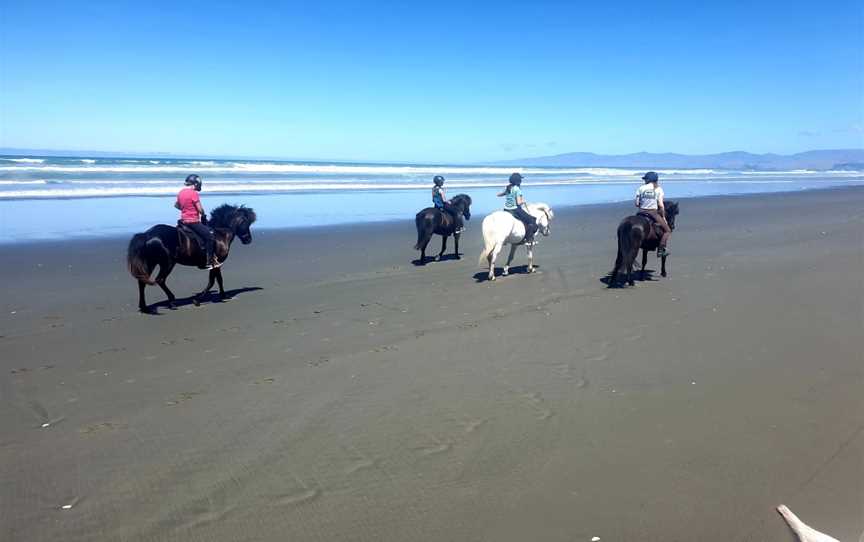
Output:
[175, 175, 220, 269]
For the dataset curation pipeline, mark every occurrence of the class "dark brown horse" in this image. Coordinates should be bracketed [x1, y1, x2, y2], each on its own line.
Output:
[414, 194, 472, 264]
[127, 204, 257, 313]
[610, 201, 679, 287]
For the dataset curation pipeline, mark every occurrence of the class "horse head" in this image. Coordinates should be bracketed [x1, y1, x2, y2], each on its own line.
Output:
[451, 194, 472, 221]
[531, 203, 554, 236]
[209, 204, 258, 244]
[665, 201, 679, 231]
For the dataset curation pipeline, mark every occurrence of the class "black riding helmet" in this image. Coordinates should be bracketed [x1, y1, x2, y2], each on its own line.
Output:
[509, 172, 524, 186]
[185, 174, 202, 190]
[642, 171, 659, 183]
[433, 175, 445, 186]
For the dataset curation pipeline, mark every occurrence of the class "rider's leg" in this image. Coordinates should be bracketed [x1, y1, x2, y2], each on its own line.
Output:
[444, 204, 464, 233]
[514, 206, 538, 243]
[646, 210, 671, 256]
[188, 222, 217, 267]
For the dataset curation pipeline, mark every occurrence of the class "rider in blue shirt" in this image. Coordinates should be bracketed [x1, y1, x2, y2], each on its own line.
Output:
[432, 175, 464, 234]
[498, 173, 538, 243]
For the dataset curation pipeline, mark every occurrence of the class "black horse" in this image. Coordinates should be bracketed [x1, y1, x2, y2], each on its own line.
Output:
[413, 194, 472, 264]
[127, 204, 257, 313]
[610, 201, 679, 287]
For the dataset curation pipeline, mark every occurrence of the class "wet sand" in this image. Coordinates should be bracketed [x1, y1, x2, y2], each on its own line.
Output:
[1, 187, 862, 541]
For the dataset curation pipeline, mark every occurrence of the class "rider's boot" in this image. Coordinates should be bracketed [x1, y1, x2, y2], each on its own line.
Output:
[657, 246, 669, 258]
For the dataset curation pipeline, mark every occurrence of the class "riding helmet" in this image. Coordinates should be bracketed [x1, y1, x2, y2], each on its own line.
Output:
[509, 172, 524, 186]
[642, 171, 659, 183]
[433, 175, 445, 186]
[185, 174, 202, 190]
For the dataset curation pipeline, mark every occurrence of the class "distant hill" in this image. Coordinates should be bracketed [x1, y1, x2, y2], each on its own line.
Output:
[499, 149, 864, 170]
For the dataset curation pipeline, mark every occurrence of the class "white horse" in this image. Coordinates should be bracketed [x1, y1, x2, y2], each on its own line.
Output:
[478, 203, 554, 281]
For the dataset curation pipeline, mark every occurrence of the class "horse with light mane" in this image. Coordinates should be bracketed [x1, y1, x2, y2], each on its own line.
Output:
[478, 203, 554, 281]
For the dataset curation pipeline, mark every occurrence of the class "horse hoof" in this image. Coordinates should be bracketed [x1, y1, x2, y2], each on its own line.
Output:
[661, 272, 667, 277]
[193, 298, 201, 307]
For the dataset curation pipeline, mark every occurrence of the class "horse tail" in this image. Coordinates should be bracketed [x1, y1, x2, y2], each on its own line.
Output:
[614, 220, 632, 274]
[478, 216, 495, 268]
[414, 212, 435, 250]
[127, 233, 156, 285]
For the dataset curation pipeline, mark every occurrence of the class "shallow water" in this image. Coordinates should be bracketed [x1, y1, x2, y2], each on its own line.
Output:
[1, 177, 862, 243]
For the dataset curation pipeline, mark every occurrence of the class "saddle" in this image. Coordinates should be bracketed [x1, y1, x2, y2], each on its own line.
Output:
[636, 212, 662, 241]
[177, 221, 208, 250]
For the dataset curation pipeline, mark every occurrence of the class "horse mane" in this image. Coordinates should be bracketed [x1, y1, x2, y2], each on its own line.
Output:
[209, 204, 258, 229]
[529, 202, 554, 219]
[451, 194, 472, 206]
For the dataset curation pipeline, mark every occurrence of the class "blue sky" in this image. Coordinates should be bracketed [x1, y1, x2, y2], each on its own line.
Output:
[1, 1, 862, 163]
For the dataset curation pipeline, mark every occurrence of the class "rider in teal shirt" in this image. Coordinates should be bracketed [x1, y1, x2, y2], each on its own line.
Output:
[498, 173, 538, 243]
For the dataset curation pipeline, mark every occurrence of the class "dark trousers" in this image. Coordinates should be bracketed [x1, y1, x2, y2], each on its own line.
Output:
[506, 207, 538, 239]
[439, 204, 464, 230]
[184, 221, 215, 260]
[641, 210, 671, 248]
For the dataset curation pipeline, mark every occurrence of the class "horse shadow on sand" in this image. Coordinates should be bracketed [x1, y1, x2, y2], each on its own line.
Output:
[146, 286, 263, 315]
[412, 253, 463, 266]
[474, 264, 541, 283]
[601, 268, 657, 288]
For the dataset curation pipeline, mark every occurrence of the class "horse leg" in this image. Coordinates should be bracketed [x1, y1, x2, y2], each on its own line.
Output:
[527, 244, 535, 273]
[437, 235, 448, 261]
[488, 243, 503, 281]
[138, 280, 149, 313]
[194, 270, 217, 306]
[627, 246, 639, 286]
[661, 254, 668, 277]
[215, 268, 227, 300]
[419, 238, 429, 264]
[454, 233, 461, 259]
[503, 244, 517, 276]
[641, 249, 648, 279]
[154, 262, 177, 309]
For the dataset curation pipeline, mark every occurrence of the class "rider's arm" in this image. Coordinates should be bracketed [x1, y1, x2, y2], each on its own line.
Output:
[174, 200, 181, 210]
[497, 188, 507, 197]
[195, 201, 205, 217]
[516, 194, 525, 206]
[657, 192, 666, 217]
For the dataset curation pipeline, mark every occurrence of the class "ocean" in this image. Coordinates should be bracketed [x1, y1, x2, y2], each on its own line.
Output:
[1, 154, 862, 242]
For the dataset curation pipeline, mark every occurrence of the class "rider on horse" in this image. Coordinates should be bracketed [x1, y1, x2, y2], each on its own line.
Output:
[432, 175, 465, 234]
[175, 174, 220, 269]
[498, 172, 539, 244]
[635, 171, 671, 257]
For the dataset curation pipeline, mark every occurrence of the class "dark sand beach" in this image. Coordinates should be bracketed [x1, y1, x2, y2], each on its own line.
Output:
[1, 187, 862, 541]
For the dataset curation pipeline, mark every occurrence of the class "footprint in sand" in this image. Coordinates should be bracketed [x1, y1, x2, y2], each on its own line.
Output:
[461, 418, 488, 434]
[94, 347, 126, 356]
[519, 391, 554, 420]
[181, 506, 236, 529]
[307, 357, 329, 367]
[273, 489, 320, 507]
[371, 345, 398, 353]
[80, 421, 127, 435]
[417, 443, 452, 456]
[253, 377, 276, 385]
[345, 457, 380, 474]
[165, 391, 201, 406]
